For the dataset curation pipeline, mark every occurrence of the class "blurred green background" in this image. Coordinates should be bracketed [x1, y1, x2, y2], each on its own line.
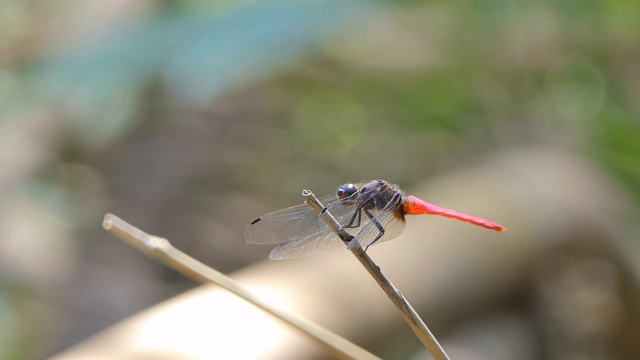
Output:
[1, 0, 639, 359]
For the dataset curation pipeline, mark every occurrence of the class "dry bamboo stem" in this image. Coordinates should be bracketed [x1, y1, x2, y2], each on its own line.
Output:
[102, 213, 380, 360]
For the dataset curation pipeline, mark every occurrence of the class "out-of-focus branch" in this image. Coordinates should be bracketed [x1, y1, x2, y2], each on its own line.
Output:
[101, 213, 379, 360]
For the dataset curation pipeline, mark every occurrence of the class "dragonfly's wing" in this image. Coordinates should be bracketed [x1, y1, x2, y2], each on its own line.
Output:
[347, 191, 406, 250]
[268, 194, 371, 259]
[244, 193, 338, 245]
[269, 230, 347, 260]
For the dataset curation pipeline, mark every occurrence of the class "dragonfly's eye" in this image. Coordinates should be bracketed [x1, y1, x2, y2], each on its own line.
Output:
[337, 183, 358, 199]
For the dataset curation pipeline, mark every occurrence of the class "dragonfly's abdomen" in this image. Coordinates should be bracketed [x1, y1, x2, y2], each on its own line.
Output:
[403, 195, 506, 232]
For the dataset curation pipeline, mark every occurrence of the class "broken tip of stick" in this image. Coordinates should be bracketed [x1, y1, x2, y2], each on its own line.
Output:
[102, 213, 170, 255]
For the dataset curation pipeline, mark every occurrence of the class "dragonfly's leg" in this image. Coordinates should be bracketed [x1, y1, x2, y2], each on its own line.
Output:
[344, 207, 362, 229]
[363, 208, 385, 251]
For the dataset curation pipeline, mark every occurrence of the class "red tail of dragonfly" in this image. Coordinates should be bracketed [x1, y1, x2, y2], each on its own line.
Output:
[403, 195, 506, 232]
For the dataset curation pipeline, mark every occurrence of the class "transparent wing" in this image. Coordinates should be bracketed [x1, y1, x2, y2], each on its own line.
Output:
[267, 186, 384, 260]
[244, 188, 369, 244]
[347, 191, 406, 250]
[243, 193, 339, 245]
[268, 230, 347, 260]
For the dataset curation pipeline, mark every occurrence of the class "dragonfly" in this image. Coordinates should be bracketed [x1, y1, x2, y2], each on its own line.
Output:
[244, 179, 506, 260]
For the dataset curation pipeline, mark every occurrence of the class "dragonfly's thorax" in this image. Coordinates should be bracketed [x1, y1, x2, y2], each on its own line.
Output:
[339, 180, 404, 213]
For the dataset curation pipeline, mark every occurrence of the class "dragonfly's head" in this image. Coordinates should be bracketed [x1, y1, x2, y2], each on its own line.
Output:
[337, 183, 358, 200]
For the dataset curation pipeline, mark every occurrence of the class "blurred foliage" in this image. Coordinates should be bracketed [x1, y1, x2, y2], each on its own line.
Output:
[0, 0, 639, 359]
